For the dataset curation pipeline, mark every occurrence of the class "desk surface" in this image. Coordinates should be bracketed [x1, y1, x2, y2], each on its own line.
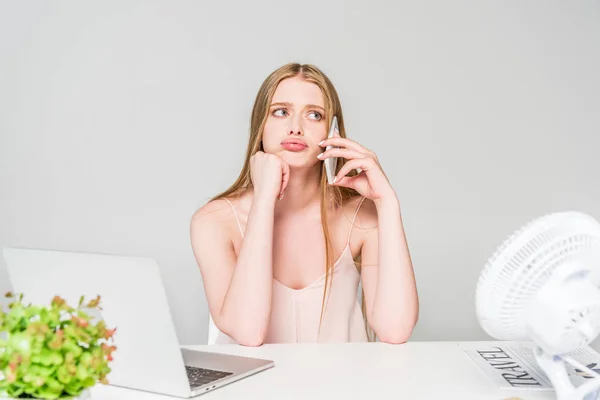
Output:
[89, 341, 557, 400]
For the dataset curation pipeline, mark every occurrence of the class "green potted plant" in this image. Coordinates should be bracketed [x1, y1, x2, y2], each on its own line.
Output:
[0, 292, 116, 399]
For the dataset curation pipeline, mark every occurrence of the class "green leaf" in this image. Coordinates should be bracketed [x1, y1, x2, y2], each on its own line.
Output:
[29, 363, 57, 378]
[31, 348, 64, 366]
[79, 352, 93, 367]
[61, 338, 83, 358]
[56, 365, 73, 384]
[64, 379, 82, 395]
[45, 376, 64, 392]
[6, 385, 24, 398]
[36, 385, 63, 400]
[76, 364, 90, 381]
[24, 305, 42, 319]
[81, 376, 95, 388]
[7, 332, 32, 356]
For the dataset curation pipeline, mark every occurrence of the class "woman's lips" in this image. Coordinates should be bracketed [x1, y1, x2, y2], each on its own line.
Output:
[281, 139, 307, 152]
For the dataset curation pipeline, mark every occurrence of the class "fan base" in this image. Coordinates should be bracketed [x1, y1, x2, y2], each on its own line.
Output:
[534, 346, 600, 400]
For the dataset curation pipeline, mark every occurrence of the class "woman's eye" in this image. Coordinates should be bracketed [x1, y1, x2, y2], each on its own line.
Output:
[273, 108, 288, 117]
[308, 111, 322, 121]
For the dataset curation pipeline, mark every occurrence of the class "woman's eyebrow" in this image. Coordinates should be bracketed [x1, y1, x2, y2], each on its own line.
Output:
[270, 102, 292, 108]
[270, 102, 325, 112]
[306, 104, 325, 112]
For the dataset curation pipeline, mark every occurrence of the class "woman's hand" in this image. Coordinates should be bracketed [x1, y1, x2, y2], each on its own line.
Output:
[318, 138, 394, 201]
[250, 151, 290, 201]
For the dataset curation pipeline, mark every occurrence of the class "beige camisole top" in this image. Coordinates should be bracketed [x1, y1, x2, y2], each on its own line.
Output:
[214, 197, 369, 344]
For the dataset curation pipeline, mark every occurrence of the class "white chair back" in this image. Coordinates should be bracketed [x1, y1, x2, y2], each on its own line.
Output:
[207, 313, 219, 345]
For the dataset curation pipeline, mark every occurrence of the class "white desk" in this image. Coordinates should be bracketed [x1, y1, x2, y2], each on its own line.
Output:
[89, 341, 559, 400]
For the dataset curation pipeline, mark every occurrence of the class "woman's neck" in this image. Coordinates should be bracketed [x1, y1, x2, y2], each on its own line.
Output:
[273, 166, 321, 216]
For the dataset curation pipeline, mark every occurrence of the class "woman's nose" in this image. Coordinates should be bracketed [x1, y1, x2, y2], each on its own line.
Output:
[287, 113, 304, 135]
[288, 118, 303, 135]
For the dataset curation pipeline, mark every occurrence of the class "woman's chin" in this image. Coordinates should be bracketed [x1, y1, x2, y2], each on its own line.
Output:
[278, 152, 311, 168]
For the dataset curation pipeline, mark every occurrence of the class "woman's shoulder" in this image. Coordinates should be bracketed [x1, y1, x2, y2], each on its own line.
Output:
[340, 195, 378, 228]
[191, 190, 251, 235]
[191, 197, 232, 224]
[192, 189, 249, 218]
[191, 196, 238, 233]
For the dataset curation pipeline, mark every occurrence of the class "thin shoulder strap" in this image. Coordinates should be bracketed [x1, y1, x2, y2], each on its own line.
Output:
[346, 196, 366, 245]
[223, 198, 244, 238]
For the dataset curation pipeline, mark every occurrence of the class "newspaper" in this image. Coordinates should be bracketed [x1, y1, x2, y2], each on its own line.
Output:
[459, 341, 600, 390]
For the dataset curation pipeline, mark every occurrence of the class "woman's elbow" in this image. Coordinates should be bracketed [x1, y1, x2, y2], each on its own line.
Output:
[233, 328, 267, 347]
[378, 330, 412, 344]
[219, 320, 267, 347]
[237, 335, 265, 347]
[374, 313, 418, 344]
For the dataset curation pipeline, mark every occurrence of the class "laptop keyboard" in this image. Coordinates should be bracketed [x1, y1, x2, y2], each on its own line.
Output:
[185, 365, 233, 388]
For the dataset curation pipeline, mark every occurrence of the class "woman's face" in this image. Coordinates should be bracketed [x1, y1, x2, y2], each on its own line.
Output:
[261, 76, 328, 168]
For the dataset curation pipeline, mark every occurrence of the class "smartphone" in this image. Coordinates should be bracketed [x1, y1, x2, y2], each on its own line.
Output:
[324, 116, 339, 185]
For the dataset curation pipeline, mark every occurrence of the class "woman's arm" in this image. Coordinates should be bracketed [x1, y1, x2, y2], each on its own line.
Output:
[317, 135, 419, 344]
[359, 194, 419, 344]
[190, 195, 276, 346]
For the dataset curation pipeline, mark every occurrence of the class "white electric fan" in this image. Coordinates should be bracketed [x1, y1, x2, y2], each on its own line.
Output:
[476, 211, 600, 400]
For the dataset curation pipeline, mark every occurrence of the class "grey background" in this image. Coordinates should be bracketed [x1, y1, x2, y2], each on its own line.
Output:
[1, 1, 599, 346]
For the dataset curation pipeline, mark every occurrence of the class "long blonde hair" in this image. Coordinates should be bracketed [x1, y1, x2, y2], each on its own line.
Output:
[211, 63, 374, 341]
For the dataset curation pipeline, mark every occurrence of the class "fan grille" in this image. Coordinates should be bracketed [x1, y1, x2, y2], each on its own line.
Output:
[476, 211, 600, 339]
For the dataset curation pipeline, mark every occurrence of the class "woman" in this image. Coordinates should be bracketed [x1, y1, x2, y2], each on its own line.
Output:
[190, 63, 418, 346]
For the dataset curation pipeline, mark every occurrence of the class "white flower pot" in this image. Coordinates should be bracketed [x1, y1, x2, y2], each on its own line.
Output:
[0, 389, 90, 399]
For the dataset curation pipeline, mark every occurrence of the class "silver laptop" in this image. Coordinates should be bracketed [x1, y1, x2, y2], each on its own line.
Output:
[2, 247, 274, 398]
